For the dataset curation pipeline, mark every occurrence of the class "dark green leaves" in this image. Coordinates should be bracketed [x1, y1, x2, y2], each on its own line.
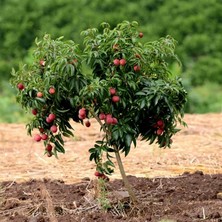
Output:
[11, 21, 187, 176]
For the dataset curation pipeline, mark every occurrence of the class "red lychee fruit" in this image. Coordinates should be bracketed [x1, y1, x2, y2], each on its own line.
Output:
[112, 95, 120, 103]
[85, 120, 91, 127]
[49, 87, 55, 94]
[41, 134, 48, 140]
[156, 128, 164, 135]
[119, 59, 126, 66]
[46, 144, 53, 152]
[17, 83, 25, 90]
[112, 117, 118, 125]
[157, 120, 164, 128]
[37, 92, 43, 98]
[34, 134, 42, 142]
[109, 87, 116, 95]
[133, 65, 141, 72]
[139, 32, 144, 38]
[113, 59, 120, 66]
[99, 113, 106, 120]
[32, 109, 38, 115]
[48, 113, 56, 121]
[39, 59, 45, 66]
[50, 125, 58, 133]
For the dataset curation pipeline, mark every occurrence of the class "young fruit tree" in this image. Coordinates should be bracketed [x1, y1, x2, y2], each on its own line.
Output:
[11, 21, 187, 204]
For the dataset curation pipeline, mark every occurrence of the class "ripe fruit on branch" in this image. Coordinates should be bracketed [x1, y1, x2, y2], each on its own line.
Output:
[37, 92, 43, 98]
[105, 114, 118, 125]
[133, 65, 141, 72]
[157, 120, 164, 128]
[39, 59, 45, 66]
[46, 117, 53, 123]
[17, 83, 25, 90]
[39, 127, 44, 133]
[113, 59, 120, 66]
[112, 95, 120, 103]
[112, 117, 118, 125]
[78, 113, 86, 120]
[99, 113, 106, 120]
[49, 87, 56, 94]
[48, 113, 56, 121]
[106, 114, 114, 125]
[99, 174, 110, 181]
[41, 134, 48, 140]
[79, 108, 86, 116]
[85, 120, 91, 127]
[94, 171, 103, 177]
[34, 134, 41, 142]
[47, 152, 53, 157]
[156, 128, 164, 135]
[50, 125, 58, 133]
[78, 108, 86, 119]
[139, 32, 144, 38]
[32, 109, 38, 115]
[46, 144, 53, 152]
[119, 59, 126, 66]
[109, 87, 116, 95]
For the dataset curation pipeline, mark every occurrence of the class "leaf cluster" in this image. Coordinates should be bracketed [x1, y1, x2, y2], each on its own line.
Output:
[11, 21, 187, 174]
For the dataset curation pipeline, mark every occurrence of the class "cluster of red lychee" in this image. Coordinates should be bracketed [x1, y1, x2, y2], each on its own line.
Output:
[112, 32, 143, 72]
[99, 113, 118, 125]
[33, 112, 58, 157]
[94, 171, 109, 181]
[153, 119, 165, 135]
[113, 57, 141, 73]
[78, 108, 91, 127]
[109, 87, 120, 103]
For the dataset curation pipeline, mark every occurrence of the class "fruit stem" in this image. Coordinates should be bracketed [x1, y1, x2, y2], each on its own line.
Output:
[90, 109, 138, 204]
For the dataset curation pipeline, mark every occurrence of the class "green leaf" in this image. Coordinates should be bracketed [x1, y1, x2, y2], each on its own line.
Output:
[89, 148, 95, 153]
[125, 134, 132, 148]
[89, 153, 95, 161]
[55, 134, 64, 145]
[54, 141, 65, 153]
[136, 92, 146, 96]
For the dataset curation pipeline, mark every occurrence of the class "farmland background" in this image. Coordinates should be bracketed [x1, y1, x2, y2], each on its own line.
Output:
[0, 0, 222, 123]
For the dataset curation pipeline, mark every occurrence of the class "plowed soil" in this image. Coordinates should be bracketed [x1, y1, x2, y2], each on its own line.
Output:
[0, 113, 222, 221]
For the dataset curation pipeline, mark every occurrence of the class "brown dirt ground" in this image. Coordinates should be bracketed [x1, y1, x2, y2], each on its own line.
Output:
[0, 113, 222, 221]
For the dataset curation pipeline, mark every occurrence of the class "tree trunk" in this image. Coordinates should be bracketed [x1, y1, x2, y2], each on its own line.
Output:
[90, 111, 138, 204]
[114, 146, 138, 204]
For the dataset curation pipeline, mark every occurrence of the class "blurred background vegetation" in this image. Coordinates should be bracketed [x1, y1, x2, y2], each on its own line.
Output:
[0, 0, 222, 122]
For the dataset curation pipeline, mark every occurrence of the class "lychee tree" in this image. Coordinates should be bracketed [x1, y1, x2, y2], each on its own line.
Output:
[11, 21, 187, 204]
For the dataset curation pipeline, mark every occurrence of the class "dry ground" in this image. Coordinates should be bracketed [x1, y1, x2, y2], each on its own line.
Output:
[0, 113, 222, 222]
[0, 113, 222, 183]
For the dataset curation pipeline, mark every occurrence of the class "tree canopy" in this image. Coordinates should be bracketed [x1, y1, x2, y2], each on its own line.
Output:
[1, 0, 222, 114]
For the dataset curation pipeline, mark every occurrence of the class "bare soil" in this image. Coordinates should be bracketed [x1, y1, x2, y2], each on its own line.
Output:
[0, 113, 222, 221]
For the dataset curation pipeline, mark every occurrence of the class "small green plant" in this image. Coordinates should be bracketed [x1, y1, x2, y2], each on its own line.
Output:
[96, 178, 111, 211]
[10, 21, 187, 203]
